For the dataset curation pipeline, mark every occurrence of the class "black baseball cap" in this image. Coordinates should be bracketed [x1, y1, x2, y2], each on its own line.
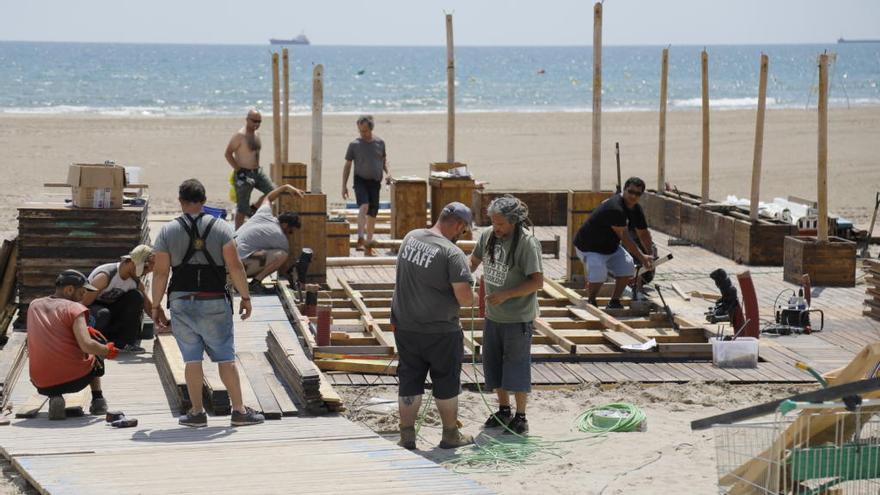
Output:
[55, 270, 98, 291]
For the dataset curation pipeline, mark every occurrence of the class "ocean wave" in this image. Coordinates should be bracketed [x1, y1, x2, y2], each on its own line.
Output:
[671, 97, 780, 108]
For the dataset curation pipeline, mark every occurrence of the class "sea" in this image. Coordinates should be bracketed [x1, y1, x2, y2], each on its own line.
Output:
[0, 42, 878, 116]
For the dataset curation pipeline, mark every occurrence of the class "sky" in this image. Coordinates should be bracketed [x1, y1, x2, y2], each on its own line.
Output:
[3, 0, 879, 46]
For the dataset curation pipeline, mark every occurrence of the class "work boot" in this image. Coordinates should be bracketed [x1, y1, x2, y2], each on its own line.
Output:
[605, 299, 624, 310]
[505, 413, 529, 435]
[120, 343, 146, 353]
[356, 237, 366, 252]
[89, 397, 108, 415]
[439, 427, 474, 449]
[398, 425, 416, 450]
[484, 408, 512, 428]
[231, 406, 265, 427]
[363, 240, 376, 257]
[48, 396, 66, 420]
[179, 410, 208, 428]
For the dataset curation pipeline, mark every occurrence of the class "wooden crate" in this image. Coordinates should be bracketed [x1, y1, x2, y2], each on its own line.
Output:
[279, 162, 308, 191]
[783, 236, 856, 286]
[697, 209, 722, 250]
[390, 177, 427, 239]
[472, 190, 568, 226]
[566, 190, 614, 282]
[679, 202, 703, 243]
[325, 219, 350, 258]
[279, 193, 327, 283]
[713, 215, 736, 260]
[640, 190, 663, 229]
[429, 176, 475, 240]
[733, 220, 798, 265]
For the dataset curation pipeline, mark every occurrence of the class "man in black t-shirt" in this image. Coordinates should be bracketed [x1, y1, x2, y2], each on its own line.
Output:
[573, 177, 654, 309]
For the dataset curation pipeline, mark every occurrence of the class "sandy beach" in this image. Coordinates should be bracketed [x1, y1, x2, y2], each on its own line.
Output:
[2, 106, 879, 241]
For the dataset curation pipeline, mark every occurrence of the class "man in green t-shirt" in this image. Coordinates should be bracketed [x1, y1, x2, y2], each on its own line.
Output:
[470, 196, 542, 434]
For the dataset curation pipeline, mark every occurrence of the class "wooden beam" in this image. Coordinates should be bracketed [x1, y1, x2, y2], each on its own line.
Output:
[701, 48, 710, 202]
[817, 53, 829, 242]
[591, 2, 602, 191]
[749, 54, 769, 222]
[657, 47, 669, 191]
[544, 278, 650, 344]
[446, 13, 455, 164]
[271, 52, 282, 185]
[327, 256, 397, 267]
[339, 279, 396, 352]
[281, 47, 290, 164]
[310, 64, 324, 193]
[533, 318, 577, 354]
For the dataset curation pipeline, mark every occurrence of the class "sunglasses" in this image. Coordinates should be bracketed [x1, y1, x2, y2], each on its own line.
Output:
[248, 118, 262, 123]
[625, 188, 644, 197]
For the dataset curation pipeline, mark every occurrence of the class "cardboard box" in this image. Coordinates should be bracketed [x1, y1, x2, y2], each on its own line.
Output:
[66, 163, 126, 208]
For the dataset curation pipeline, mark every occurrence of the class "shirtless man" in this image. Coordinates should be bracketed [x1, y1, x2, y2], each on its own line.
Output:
[225, 109, 276, 229]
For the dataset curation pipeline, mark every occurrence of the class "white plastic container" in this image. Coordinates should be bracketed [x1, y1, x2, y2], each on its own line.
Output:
[124, 166, 142, 185]
[712, 337, 759, 368]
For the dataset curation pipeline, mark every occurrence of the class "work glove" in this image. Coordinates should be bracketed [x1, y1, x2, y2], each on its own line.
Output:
[88, 326, 108, 344]
[105, 342, 119, 360]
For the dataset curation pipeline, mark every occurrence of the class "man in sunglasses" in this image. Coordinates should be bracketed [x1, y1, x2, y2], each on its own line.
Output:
[225, 109, 276, 229]
[573, 177, 654, 309]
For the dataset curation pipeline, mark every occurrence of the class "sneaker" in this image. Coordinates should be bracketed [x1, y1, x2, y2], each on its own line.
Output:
[248, 279, 267, 295]
[48, 396, 66, 420]
[356, 238, 366, 251]
[89, 397, 108, 415]
[605, 299, 625, 310]
[484, 408, 512, 428]
[588, 298, 598, 307]
[398, 425, 416, 450]
[120, 344, 146, 353]
[505, 414, 529, 435]
[231, 406, 264, 427]
[179, 410, 208, 428]
[438, 427, 474, 449]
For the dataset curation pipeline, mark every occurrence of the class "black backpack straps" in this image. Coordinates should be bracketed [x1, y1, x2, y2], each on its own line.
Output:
[174, 213, 208, 267]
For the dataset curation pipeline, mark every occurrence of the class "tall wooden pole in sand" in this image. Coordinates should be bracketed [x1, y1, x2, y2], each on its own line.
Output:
[657, 47, 669, 192]
[817, 53, 829, 242]
[311, 64, 324, 193]
[701, 49, 710, 202]
[272, 52, 282, 184]
[282, 48, 290, 164]
[446, 14, 455, 164]
[749, 54, 769, 222]
[591, 2, 602, 192]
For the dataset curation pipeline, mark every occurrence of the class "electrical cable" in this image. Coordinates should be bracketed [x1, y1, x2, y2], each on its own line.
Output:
[575, 403, 646, 433]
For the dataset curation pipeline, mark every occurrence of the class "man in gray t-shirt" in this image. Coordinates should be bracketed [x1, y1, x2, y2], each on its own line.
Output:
[151, 179, 264, 428]
[341, 115, 392, 256]
[391, 202, 475, 451]
[234, 184, 303, 291]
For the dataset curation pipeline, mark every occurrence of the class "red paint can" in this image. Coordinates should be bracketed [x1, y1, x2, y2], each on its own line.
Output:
[316, 305, 332, 346]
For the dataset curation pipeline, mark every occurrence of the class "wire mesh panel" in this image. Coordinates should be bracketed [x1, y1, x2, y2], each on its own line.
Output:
[714, 402, 880, 494]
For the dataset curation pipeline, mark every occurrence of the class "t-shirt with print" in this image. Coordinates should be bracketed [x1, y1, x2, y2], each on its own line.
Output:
[27, 296, 94, 388]
[573, 194, 648, 255]
[473, 228, 543, 323]
[89, 262, 139, 304]
[153, 212, 235, 300]
[391, 229, 473, 334]
[235, 203, 289, 259]
[344, 137, 386, 181]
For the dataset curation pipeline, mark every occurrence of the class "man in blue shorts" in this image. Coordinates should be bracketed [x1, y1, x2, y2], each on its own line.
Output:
[573, 177, 654, 309]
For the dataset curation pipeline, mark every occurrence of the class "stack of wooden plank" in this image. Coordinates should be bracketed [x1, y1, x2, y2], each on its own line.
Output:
[0, 239, 18, 336]
[266, 323, 342, 414]
[865, 259, 880, 321]
[154, 333, 191, 412]
[0, 332, 27, 410]
[17, 201, 150, 311]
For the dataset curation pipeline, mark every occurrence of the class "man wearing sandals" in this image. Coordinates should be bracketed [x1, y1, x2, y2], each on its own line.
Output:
[151, 179, 264, 428]
[341, 115, 392, 256]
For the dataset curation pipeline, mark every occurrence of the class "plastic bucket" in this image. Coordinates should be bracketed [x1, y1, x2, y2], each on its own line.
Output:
[712, 337, 759, 368]
[202, 205, 227, 219]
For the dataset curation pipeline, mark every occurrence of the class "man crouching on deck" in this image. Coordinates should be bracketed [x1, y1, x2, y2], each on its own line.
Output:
[391, 202, 475, 450]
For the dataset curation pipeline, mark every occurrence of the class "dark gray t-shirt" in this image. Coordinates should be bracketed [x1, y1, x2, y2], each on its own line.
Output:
[345, 137, 386, 181]
[153, 213, 235, 298]
[391, 229, 473, 334]
[235, 203, 289, 259]
[473, 228, 543, 323]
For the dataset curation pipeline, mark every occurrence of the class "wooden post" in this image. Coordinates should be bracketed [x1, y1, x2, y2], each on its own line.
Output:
[271, 52, 282, 185]
[311, 64, 324, 194]
[701, 49, 710, 202]
[817, 53, 829, 242]
[591, 2, 602, 192]
[282, 48, 290, 164]
[749, 54, 769, 222]
[446, 14, 455, 164]
[657, 47, 669, 192]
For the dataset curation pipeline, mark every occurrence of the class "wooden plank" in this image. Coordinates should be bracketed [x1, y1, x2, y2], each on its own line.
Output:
[62, 388, 90, 417]
[154, 334, 190, 411]
[532, 318, 576, 354]
[237, 352, 282, 420]
[15, 394, 47, 418]
[339, 279, 396, 352]
[201, 363, 231, 416]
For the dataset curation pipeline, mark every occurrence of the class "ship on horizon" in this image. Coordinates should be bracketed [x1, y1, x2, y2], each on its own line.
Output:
[837, 37, 880, 44]
[270, 33, 310, 45]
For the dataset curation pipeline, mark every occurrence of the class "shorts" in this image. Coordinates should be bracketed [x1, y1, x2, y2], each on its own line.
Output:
[242, 249, 288, 277]
[576, 246, 635, 284]
[481, 320, 533, 393]
[396, 329, 463, 400]
[234, 167, 275, 215]
[353, 175, 381, 218]
[169, 296, 235, 363]
[36, 359, 105, 396]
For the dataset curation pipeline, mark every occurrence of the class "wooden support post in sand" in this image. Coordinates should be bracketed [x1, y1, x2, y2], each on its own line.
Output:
[446, 13, 455, 164]
[591, 2, 602, 192]
[311, 64, 324, 193]
[817, 53, 829, 242]
[282, 47, 290, 164]
[271, 52, 282, 185]
[701, 49, 710, 202]
[749, 54, 769, 222]
[657, 47, 669, 192]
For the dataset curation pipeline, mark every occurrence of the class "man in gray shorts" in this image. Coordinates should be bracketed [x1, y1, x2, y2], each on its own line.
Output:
[391, 202, 475, 450]
[151, 179, 264, 428]
[470, 196, 543, 435]
[225, 109, 276, 229]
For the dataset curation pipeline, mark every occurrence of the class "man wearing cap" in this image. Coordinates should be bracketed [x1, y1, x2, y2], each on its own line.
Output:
[82, 244, 161, 353]
[151, 178, 264, 428]
[470, 195, 543, 435]
[27, 270, 119, 420]
[391, 201, 474, 450]
[235, 184, 304, 293]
